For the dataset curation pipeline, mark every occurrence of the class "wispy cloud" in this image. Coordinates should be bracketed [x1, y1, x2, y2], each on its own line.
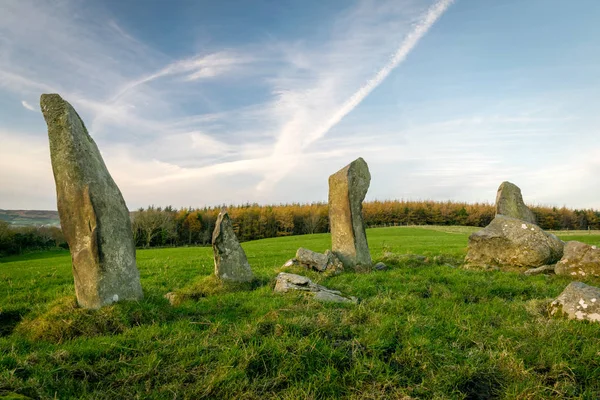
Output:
[21, 100, 35, 111]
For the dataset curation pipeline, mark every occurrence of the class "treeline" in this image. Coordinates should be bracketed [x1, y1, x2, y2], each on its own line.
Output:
[2, 201, 598, 255]
[130, 201, 600, 248]
[0, 221, 66, 256]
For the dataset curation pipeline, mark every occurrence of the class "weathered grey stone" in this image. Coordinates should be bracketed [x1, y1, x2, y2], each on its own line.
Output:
[524, 265, 555, 276]
[555, 241, 600, 278]
[374, 262, 388, 271]
[495, 181, 536, 224]
[324, 250, 344, 276]
[40, 94, 143, 310]
[296, 248, 329, 271]
[465, 215, 564, 270]
[294, 248, 344, 275]
[550, 282, 600, 323]
[328, 157, 372, 269]
[282, 259, 298, 268]
[274, 272, 356, 303]
[212, 210, 254, 282]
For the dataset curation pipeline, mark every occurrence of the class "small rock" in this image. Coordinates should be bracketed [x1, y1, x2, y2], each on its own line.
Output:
[296, 248, 329, 271]
[524, 265, 556, 276]
[283, 259, 297, 268]
[550, 282, 600, 323]
[164, 292, 179, 306]
[374, 262, 388, 271]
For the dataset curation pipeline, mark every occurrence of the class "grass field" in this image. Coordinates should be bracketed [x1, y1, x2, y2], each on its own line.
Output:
[1, 226, 600, 399]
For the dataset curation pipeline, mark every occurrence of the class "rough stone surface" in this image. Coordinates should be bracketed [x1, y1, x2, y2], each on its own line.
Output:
[374, 262, 388, 271]
[524, 265, 555, 276]
[274, 273, 356, 303]
[550, 281, 600, 323]
[296, 248, 329, 271]
[495, 181, 536, 224]
[40, 93, 143, 310]
[555, 241, 600, 278]
[328, 157, 372, 269]
[324, 250, 344, 275]
[465, 215, 564, 270]
[212, 210, 254, 282]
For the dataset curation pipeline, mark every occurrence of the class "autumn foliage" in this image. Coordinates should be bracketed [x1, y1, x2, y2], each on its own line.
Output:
[130, 201, 600, 248]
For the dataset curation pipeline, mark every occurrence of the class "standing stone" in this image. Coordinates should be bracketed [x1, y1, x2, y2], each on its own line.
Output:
[212, 210, 254, 282]
[40, 94, 143, 310]
[495, 181, 536, 224]
[328, 157, 372, 268]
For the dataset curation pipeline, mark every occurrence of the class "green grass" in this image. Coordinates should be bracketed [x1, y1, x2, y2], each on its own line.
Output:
[1, 227, 600, 399]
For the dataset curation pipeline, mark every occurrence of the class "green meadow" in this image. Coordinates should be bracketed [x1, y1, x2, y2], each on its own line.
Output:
[1, 227, 600, 399]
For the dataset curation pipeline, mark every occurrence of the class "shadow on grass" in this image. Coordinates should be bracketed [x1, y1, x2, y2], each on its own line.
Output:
[0, 309, 27, 337]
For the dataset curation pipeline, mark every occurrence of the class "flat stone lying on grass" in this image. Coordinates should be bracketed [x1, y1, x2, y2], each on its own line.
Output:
[40, 93, 143, 310]
[328, 157, 372, 269]
[550, 281, 600, 323]
[554, 241, 600, 278]
[212, 210, 254, 282]
[274, 272, 357, 303]
[495, 181, 536, 224]
[465, 215, 564, 270]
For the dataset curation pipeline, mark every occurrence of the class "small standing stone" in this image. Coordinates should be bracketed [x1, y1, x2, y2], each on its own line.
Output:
[212, 210, 254, 282]
[495, 181, 536, 224]
[328, 157, 372, 269]
[40, 94, 143, 310]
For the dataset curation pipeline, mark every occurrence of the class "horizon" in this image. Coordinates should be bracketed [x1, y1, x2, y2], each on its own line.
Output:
[1, 0, 599, 210]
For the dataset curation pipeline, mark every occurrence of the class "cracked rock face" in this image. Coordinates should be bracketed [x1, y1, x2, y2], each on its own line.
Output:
[273, 273, 356, 303]
[465, 215, 564, 270]
[328, 157, 372, 269]
[550, 282, 600, 323]
[40, 94, 143, 310]
[212, 210, 254, 282]
[555, 241, 600, 278]
[495, 181, 536, 224]
[295, 248, 344, 275]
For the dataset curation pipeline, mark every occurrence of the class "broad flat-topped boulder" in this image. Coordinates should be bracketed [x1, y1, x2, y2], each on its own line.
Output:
[328, 157, 372, 269]
[555, 241, 600, 278]
[495, 181, 536, 224]
[465, 215, 563, 270]
[40, 93, 143, 309]
[212, 210, 254, 282]
[550, 281, 600, 323]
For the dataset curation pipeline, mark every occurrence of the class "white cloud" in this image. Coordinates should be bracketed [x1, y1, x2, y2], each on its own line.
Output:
[21, 100, 35, 111]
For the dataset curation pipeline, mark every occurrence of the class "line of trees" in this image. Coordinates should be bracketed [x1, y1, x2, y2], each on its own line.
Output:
[1, 200, 598, 255]
[0, 221, 67, 256]
[129, 201, 600, 248]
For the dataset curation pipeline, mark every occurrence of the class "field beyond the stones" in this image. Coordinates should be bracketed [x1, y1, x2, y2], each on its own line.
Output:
[1, 226, 600, 399]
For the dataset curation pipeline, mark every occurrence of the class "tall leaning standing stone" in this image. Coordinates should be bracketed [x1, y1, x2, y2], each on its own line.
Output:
[212, 210, 254, 282]
[40, 94, 143, 309]
[328, 157, 372, 269]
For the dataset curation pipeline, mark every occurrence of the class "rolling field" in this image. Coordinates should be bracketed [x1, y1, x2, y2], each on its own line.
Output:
[1, 227, 600, 399]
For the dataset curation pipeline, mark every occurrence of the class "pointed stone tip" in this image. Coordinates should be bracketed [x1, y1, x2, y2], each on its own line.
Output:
[40, 93, 68, 118]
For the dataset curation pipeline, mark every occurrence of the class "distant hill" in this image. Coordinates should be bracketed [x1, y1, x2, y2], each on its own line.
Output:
[0, 209, 60, 227]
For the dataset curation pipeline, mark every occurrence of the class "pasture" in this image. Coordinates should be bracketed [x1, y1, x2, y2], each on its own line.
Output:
[1, 227, 600, 399]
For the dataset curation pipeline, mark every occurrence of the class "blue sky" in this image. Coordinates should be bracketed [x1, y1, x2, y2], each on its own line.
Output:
[1, 0, 599, 210]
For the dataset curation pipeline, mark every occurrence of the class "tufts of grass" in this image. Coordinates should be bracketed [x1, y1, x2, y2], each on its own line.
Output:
[167, 274, 268, 306]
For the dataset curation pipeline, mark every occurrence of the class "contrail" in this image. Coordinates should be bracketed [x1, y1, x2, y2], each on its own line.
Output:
[258, 0, 455, 190]
[307, 0, 455, 144]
